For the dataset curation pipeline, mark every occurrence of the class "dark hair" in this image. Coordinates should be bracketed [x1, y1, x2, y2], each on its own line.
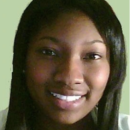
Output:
[5, 0, 126, 130]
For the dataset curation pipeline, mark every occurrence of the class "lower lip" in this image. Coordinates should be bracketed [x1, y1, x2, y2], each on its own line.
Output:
[49, 93, 86, 110]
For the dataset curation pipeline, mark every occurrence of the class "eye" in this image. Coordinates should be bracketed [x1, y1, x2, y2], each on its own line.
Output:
[84, 53, 102, 60]
[42, 49, 56, 56]
[37, 48, 58, 57]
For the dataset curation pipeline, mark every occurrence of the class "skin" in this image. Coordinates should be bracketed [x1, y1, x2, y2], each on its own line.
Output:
[26, 11, 110, 130]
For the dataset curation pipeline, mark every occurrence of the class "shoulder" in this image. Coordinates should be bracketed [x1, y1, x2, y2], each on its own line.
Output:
[118, 113, 130, 130]
[0, 108, 8, 130]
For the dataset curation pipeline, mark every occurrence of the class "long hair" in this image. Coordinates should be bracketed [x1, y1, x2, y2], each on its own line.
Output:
[5, 0, 126, 130]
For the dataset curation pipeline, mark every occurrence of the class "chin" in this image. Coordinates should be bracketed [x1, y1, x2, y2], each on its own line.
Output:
[50, 112, 86, 125]
[55, 118, 79, 125]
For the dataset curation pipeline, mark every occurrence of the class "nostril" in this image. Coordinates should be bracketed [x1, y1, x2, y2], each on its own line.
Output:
[75, 82, 81, 84]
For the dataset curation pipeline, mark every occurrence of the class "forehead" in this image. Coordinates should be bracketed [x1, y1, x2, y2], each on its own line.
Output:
[32, 10, 103, 45]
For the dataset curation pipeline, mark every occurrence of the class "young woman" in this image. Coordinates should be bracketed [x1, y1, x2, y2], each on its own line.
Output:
[0, 0, 129, 130]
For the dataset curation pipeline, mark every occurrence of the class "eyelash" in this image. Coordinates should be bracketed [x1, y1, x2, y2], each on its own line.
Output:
[38, 48, 102, 60]
[83, 53, 102, 60]
[39, 48, 58, 56]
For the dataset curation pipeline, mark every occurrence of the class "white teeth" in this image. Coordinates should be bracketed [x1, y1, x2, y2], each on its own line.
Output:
[50, 92, 81, 101]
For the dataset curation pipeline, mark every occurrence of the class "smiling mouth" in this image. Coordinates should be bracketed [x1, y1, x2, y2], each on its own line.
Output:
[50, 92, 82, 102]
[48, 91, 87, 110]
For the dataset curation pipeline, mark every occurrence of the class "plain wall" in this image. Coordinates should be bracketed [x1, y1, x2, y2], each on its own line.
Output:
[0, 0, 129, 114]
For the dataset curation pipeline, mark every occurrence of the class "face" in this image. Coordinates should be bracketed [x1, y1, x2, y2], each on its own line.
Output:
[26, 11, 110, 124]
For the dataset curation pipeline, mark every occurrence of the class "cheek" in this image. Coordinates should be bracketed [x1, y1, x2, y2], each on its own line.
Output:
[26, 60, 55, 85]
[85, 62, 110, 90]
[25, 60, 55, 105]
[28, 67, 47, 84]
[83, 63, 110, 108]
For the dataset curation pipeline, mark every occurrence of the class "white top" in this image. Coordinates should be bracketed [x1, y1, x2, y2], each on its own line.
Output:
[0, 108, 129, 130]
[0, 109, 8, 130]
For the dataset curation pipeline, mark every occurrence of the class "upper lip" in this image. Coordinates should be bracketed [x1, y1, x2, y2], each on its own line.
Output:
[48, 89, 87, 96]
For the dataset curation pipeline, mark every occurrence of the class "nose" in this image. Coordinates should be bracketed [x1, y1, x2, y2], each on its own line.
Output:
[54, 58, 84, 87]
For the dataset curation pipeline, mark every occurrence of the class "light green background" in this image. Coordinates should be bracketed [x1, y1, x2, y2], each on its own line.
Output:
[0, 0, 129, 114]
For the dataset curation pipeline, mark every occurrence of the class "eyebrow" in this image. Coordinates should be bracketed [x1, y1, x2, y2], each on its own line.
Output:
[86, 40, 104, 44]
[39, 36, 104, 45]
[39, 36, 60, 43]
